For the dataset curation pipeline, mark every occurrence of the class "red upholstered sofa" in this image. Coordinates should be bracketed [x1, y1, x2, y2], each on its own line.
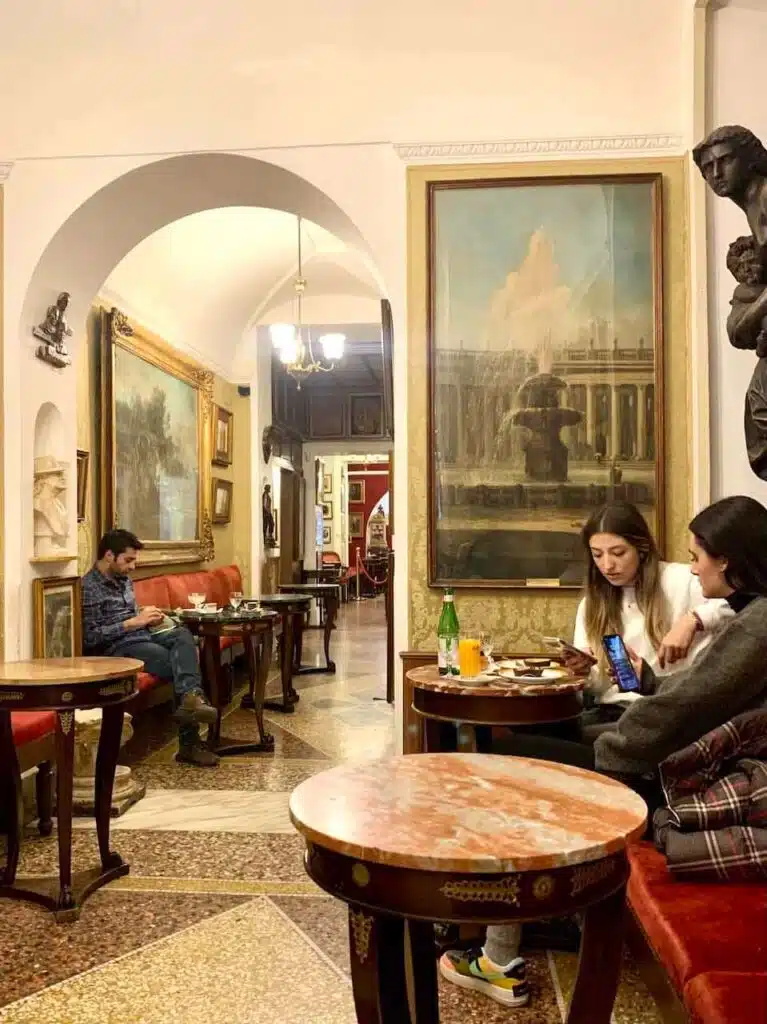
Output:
[11, 712, 55, 835]
[132, 564, 246, 708]
[627, 841, 767, 1022]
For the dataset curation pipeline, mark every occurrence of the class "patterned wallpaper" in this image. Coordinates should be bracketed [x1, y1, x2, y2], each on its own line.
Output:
[406, 157, 691, 650]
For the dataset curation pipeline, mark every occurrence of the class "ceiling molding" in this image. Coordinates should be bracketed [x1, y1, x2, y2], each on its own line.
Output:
[394, 134, 685, 163]
[0, 162, 13, 181]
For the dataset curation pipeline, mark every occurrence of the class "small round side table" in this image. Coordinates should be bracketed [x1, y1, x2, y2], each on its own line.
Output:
[0, 656, 143, 921]
[290, 753, 647, 1023]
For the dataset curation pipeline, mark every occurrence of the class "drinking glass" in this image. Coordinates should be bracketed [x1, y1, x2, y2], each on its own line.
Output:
[189, 592, 205, 610]
[479, 630, 495, 670]
[230, 591, 243, 614]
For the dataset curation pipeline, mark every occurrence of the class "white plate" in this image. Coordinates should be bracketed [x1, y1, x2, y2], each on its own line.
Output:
[454, 674, 496, 686]
[496, 667, 566, 682]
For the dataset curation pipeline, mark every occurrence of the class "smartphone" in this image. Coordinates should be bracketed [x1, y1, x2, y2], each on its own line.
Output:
[602, 634, 641, 693]
[541, 636, 598, 665]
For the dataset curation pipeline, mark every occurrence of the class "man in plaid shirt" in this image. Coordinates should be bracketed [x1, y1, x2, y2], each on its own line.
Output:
[82, 528, 219, 767]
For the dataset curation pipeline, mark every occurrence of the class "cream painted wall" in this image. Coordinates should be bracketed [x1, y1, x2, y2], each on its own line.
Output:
[1, 0, 695, 732]
[707, 3, 767, 503]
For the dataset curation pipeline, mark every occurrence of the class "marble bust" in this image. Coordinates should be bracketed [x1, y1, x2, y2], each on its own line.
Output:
[33, 455, 69, 557]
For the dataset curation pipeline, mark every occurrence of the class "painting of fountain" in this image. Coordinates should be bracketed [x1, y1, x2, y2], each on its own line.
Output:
[513, 368, 582, 482]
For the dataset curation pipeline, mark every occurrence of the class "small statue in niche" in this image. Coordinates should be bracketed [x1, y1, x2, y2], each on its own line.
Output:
[33, 455, 69, 556]
[262, 483, 276, 548]
[33, 292, 73, 368]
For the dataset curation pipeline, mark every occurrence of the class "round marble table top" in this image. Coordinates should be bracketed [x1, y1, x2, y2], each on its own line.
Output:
[407, 664, 585, 698]
[279, 583, 339, 592]
[0, 657, 144, 685]
[260, 593, 313, 605]
[289, 754, 647, 873]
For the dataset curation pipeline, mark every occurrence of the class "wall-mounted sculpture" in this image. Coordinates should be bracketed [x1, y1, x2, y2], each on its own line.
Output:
[33, 455, 70, 557]
[262, 482, 276, 548]
[33, 291, 73, 368]
[694, 125, 767, 479]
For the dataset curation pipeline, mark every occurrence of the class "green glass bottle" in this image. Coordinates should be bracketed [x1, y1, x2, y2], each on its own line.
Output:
[437, 588, 460, 676]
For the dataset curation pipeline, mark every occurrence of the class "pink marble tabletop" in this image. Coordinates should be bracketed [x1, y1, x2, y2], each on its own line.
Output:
[406, 664, 585, 698]
[289, 754, 647, 873]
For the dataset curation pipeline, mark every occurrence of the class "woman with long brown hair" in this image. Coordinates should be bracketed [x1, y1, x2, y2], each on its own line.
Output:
[567, 500, 731, 706]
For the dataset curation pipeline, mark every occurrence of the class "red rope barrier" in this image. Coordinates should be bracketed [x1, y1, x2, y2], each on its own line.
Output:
[355, 549, 389, 586]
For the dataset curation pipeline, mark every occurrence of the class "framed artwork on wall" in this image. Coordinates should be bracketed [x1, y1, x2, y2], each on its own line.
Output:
[322, 501, 333, 521]
[350, 512, 364, 538]
[76, 449, 89, 523]
[350, 394, 384, 437]
[212, 478, 233, 524]
[33, 575, 82, 658]
[428, 174, 664, 588]
[322, 524, 331, 545]
[349, 479, 365, 504]
[323, 472, 332, 495]
[99, 307, 214, 566]
[212, 406, 233, 466]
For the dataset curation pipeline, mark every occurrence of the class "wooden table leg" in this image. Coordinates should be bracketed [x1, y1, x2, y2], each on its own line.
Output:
[406, 920, 439, 1023]
[322, 592, 339, 673]
[566, 883, 626, 1023]
[201, 636, 225, 749]
[292, 610, 304, 672]
[55, 711, 76, 917]
[348, 906, 412, 1023]
[264, 612, 298, 713]
[0, 710, 23, 885]
[95, 706, 126, 872]
[215, 625, 275, 756]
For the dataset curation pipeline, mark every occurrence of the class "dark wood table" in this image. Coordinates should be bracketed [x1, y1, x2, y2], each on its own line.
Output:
[407, 664, 585, 754]
[0, 656, 143, 921]
[179, 609, 278, 755]
[290, 753, 647, 1023]
[259, 593, 313, 714]
[278, 583, 340, 674]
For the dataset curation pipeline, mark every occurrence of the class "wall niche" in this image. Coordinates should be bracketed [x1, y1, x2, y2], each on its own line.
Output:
[32, 402, 72, 562]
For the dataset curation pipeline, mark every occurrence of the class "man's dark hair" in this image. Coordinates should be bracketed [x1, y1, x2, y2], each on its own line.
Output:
[97, 529, 143, 560]
[693, 125, 767, 177]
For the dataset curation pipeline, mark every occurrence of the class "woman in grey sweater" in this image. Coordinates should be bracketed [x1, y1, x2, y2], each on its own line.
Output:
[440, 495, 767, 1010]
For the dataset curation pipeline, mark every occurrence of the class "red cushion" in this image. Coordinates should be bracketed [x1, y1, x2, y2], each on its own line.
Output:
[137, 671, 163, 692]
[628, 842, 767, 992]
[211, 565, 243, 604]
[11, 711, 56, 745]
[684, 972, 767, 1024]
[165, 571, 220, 609]
[133, 575, 172, 609]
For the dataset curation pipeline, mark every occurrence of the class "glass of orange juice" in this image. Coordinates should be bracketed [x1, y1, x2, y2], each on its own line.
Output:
[458, 638, 482, 678]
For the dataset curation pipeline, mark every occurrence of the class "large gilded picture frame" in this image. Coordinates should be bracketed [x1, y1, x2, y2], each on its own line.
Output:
[427, 172, 665, 589]
[99, 306, 215, 566]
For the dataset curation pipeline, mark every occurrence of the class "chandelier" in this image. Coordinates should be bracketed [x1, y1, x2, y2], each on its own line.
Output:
[269, 216, 345, 389]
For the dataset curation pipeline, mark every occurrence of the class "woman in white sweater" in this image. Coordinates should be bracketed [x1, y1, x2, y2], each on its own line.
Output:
[567, 500, 733, 705]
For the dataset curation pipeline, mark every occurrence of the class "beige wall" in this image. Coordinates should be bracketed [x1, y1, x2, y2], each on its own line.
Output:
[75, 307, 251, 584]
[407, 157, 690, 651]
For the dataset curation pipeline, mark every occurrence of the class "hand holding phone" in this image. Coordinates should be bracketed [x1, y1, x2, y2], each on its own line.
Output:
[541, 636, 597, 676]
[602, 634, 642, 693]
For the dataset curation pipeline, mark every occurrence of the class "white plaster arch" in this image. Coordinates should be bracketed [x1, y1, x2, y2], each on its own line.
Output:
[19, 151, 388, 350]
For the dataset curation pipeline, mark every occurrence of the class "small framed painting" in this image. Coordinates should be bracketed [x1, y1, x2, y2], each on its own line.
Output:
[322, 501, 333, 521]
[76, 449, 89, 522]
[213, 406, 233, 466]
[350, 512, 364, 538]
[322, 524, 331, 545]
[33, 576, 82, 658]
[212, 478, 233, 524]
[349, 480, 365, 504]
[323, 472, 333, 495]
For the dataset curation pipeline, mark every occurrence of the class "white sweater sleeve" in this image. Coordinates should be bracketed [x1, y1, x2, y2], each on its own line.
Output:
[685, 572, 734, 633]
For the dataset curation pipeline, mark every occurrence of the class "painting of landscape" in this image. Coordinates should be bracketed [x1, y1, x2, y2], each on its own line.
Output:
[429, 175, 663, 587]
[113, 346, 199, 542]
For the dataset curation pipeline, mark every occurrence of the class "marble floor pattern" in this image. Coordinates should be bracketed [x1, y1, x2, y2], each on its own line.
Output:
[0, 598, 661, 1023]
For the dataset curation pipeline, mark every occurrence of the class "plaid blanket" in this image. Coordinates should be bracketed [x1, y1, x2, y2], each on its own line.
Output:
[653, 709, 767, 881]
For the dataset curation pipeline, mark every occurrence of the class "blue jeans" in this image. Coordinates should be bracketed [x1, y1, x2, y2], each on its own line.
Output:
[111, 627, 203, 747]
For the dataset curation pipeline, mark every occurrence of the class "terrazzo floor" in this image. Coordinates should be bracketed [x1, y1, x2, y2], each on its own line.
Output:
[0, 598, 662, 1023]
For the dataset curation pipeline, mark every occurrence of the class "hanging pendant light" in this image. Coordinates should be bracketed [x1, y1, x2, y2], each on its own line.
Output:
[268, 217, 345, 389]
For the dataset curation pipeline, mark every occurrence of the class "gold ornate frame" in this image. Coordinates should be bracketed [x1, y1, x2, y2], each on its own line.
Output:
[99, 306, 215, 566]
[33, 575, 83, 658]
